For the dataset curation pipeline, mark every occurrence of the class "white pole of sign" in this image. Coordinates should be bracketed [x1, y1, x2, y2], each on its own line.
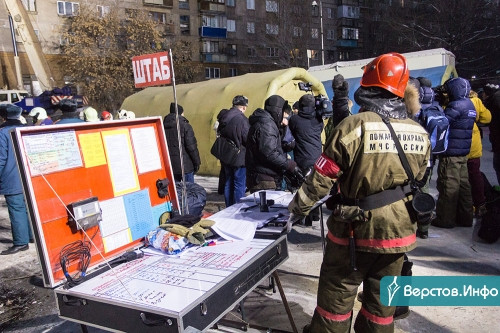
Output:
[169, 49, 188, 215]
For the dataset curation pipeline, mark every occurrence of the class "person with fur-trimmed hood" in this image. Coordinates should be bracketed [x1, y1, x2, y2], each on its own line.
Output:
[245, 95, 300, 192]
[289, 53, 430, 333]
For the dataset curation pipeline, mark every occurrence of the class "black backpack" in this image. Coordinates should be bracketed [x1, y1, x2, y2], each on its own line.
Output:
[477, 173, 500, 243]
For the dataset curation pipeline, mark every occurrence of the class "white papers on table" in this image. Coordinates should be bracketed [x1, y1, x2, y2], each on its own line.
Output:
[240, 190, 294, 207]
[210, 201, 290, 241]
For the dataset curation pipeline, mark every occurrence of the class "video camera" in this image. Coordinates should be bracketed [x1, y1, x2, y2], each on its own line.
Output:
[298, 82, 333, 119]
[432, 84, 448, 106]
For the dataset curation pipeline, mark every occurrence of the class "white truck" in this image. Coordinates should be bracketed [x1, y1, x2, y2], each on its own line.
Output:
[0, 89, 30, 104]
[308, 48, 458, 114]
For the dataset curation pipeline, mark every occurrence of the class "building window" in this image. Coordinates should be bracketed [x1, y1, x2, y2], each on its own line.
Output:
[248, 47, 256, 57]
[311, 28, 319, 39]
[227, 0, 235, 6]
[229, 68, 238, 77]
[57, 1, 79, 16]
[179, 0, 189, 9]
[203, 41, 220, 53]
[22, 0, 36, 12]
[97, 5, 109, 17]
[266, 0, 278, 12]
[180, 15, 190, 34]
[327, 7, 333, 19]
[312, 5, 319, 16]
[149, 11, 166, 24]
[327, 29, 335, 40]
[247, 22, 255, 33]
[327, 50, 335, 61]
[266, 24, 278, 35]
[342, 27, 358, 39]
[308, 50, 319, 60]
[339, 51, 350, 60]
[247, 0, 255, 10]
[227, 44, 237, 56]
[266, 47, 279, 57]
[202, 15, 226, 28]
[293, 27, 303, 37]
[205, 67, 220, 79]
[33, 29, 40, 41]
[227, 19, 236, 32]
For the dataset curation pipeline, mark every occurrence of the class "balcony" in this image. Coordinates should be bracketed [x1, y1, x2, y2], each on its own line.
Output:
[201, 53, 228, 63]
[337, 39, 358, 48]
[143, 0, 173, 8]
[199, 26, 227, 38]
[199, 1, 225, 12]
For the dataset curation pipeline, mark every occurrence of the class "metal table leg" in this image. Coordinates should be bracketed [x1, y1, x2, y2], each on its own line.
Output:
[272, 271, 298, 333]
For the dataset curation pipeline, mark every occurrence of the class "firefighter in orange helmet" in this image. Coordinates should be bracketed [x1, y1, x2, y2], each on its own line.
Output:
[289, 53, 430, 333]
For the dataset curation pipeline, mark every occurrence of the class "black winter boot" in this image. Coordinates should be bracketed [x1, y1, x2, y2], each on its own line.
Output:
[394, 254, 413, 320]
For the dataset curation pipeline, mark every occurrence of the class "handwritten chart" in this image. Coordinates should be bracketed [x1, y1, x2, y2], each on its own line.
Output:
[68, 239, 274, 313]
[22, 131, 83, 176]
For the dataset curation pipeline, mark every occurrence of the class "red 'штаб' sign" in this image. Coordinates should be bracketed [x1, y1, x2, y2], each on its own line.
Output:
[132, 51, 172, 88]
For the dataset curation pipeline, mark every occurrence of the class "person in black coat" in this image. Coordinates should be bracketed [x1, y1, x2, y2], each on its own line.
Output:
[163, 103, 201, 183]
[246, 95, 298, 192]
[288, 93, 324, 225]
[216, 95, 250, 206]
[289, 94, 324, 173]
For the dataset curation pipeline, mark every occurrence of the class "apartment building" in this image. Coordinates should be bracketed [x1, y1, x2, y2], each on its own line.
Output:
[0, 0, 367, 93]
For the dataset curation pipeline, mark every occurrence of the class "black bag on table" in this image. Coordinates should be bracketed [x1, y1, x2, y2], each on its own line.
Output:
[210, 136, 240, 167]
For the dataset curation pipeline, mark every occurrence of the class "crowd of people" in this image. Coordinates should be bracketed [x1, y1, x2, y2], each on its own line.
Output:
[0, 50, 499, 332]
[208, 53, 499, 332]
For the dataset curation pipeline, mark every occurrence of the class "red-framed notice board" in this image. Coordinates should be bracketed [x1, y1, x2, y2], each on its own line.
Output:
[11, 117, 179, 287]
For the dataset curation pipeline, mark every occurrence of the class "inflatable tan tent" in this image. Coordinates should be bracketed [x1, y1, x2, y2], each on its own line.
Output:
[121, 67, 327, 176]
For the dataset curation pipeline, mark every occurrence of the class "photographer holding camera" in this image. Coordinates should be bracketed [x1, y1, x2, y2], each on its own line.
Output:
[289, 93, 325, 225]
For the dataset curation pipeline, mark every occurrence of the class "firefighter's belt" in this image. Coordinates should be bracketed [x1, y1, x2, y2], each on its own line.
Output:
[341, 185, 411, 211]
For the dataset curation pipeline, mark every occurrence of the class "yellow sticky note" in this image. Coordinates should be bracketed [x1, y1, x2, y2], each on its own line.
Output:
[79, 132, 107, 168]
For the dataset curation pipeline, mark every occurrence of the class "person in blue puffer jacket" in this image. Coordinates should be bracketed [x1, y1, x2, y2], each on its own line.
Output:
[432, 77, 476, 228]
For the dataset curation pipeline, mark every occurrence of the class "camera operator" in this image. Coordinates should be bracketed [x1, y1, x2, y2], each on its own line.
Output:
[289, 93, 324, 225]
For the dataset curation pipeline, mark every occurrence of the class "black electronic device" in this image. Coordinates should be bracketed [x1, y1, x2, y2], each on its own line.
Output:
[298, 81, 333, 119]
[156, 178, 170, 198]
[67, 197, 102, 234]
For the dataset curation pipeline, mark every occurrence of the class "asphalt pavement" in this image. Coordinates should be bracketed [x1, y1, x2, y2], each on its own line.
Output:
[0, 129, 499, 333]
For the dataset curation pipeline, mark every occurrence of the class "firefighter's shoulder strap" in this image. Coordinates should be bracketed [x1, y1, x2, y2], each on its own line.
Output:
[339, 115, 415, 211]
